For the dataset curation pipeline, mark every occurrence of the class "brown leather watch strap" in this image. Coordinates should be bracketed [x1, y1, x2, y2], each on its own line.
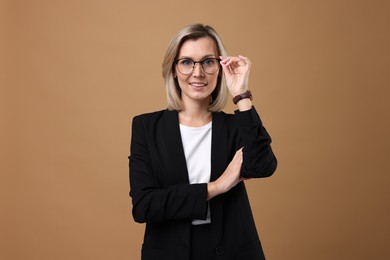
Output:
[233, 90, 253, 104]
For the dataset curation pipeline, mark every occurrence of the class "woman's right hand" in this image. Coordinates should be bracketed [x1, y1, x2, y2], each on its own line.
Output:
[207, 148, 244, 200]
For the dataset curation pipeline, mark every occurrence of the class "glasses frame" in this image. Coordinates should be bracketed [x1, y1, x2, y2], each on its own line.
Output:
[174, 57, 221, 75]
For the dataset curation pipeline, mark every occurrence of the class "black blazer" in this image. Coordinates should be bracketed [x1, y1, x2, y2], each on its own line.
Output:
[129, 107, 277, 260]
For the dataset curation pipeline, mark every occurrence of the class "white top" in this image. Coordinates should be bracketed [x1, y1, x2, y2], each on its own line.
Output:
[179, 121, 212, 225]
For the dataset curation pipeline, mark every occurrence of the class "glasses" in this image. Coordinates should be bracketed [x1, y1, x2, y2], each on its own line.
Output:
[174, 57, 221, 75]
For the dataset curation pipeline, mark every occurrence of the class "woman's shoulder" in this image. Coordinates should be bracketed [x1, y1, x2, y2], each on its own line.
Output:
[134, 109, 165, 119]
[132, 109, 176, 124]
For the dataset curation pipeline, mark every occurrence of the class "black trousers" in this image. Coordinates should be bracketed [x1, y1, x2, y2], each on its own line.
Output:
[190, 224, 212, 260]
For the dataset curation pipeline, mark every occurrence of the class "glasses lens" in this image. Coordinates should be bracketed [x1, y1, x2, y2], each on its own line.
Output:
[177, 59, 194, 74]
[202, 58, 219, 74]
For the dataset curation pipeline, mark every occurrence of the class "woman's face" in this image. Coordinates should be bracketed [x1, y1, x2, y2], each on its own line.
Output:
[175, 37, 219, 106]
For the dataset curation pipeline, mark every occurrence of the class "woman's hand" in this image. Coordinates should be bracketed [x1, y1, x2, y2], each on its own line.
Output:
[220, 55, 251, 97]
[207, 148, 245, 200]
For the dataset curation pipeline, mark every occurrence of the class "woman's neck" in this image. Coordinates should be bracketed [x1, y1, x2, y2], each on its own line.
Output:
[178, 100, 212, 127]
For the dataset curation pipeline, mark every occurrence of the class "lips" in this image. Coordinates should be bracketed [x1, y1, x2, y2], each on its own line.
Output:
[190, 82, 208, 87]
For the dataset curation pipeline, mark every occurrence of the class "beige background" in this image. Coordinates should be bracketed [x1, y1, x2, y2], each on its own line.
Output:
[1, 0, 390, 259]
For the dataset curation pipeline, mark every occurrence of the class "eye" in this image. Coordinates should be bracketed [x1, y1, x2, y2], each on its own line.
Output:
[202, 58, 216, 66]
[179, 59, 194, 67]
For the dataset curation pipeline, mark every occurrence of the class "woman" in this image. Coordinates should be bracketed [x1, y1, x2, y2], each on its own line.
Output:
[129, 24, 277, 260]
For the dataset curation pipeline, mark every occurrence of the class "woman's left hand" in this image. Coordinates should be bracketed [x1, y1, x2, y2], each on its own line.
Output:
[220, 55, 251, 97]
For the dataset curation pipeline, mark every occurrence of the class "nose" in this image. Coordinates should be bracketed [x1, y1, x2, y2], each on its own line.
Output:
[192, 62, 205, 77]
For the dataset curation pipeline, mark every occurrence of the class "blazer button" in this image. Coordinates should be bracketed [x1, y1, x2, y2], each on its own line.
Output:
[215, 246, 225, 256]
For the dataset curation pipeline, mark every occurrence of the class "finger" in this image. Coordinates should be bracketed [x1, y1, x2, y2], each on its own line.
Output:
[225, 58, 239, 67]
[232, 151, 242, 162]
[238, 55, 251, 67]
[220, 59, 234, 77]
[234, 147, 243, 156]
[220, 56, 232, 65]
[220, 56, 238, 67]
[237, 56, 246, 66]
[238, 55, 249, 62]
[233, 148, 243, 160]
[221, 63, 233, 77]
[237, 148, 244, 163]
[234, 150, 243, 166]
[231, 152, 243, 168]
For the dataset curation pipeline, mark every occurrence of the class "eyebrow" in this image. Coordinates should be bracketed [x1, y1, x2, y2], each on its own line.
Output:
[177, 54, 216, 60]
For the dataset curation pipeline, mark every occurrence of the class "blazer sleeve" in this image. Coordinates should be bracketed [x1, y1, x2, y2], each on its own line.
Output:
[234, 106, 278, 178]
[129, 115, 208, 224]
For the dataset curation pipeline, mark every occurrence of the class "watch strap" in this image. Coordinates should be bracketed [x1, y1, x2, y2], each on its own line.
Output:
[233, 90, 253, 104]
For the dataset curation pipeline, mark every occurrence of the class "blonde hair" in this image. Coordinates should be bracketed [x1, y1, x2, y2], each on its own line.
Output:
[162, 24, 228, 112]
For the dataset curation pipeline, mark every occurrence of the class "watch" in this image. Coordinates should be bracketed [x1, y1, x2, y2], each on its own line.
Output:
[233, 90, 253, 105]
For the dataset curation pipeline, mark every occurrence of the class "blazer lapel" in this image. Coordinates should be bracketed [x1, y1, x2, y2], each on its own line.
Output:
[210, 112, 228, 248]
[162, 110, 189, 185]
[161, 110, 192, 247]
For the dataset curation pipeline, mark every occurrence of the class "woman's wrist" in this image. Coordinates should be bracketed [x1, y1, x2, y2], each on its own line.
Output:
[236, 98, 252, 111]
[207, 181, 221, 200]
[232, 90, 252, 103]
[232, 90, 253, 111]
